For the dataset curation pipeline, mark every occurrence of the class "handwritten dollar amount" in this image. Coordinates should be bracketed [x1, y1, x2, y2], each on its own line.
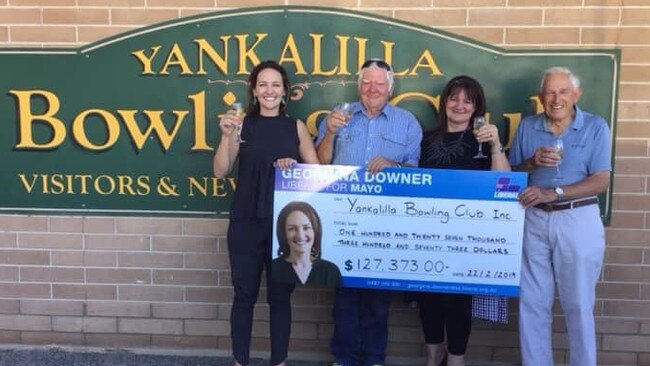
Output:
[344, 258, 447, 274]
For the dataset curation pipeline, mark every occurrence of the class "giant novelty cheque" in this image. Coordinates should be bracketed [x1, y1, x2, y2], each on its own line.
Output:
[272, 164, 528, 296]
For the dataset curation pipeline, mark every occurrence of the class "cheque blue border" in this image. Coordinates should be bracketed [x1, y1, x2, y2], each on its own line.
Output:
[344, 277, 519, 297]
[275, 164, 527, 201]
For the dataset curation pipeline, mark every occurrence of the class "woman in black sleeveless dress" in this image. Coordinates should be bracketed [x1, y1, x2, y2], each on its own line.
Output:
[213, 60, 319, 366]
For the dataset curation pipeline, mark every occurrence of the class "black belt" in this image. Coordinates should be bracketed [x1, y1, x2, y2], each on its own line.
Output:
[534, 197, 598, 212]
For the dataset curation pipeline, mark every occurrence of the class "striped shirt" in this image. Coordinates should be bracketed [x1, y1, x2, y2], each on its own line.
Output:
[315, 101, 422, 166]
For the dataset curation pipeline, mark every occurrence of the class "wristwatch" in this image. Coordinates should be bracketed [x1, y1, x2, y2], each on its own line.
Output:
[491, 145, 506, 154]
[554, 186, 564, 201]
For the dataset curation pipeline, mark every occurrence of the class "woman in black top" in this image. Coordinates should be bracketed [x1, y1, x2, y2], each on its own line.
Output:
[272, 201, 342, 287]
[418, 75, 510, 366]
[213, 60, 319, 366]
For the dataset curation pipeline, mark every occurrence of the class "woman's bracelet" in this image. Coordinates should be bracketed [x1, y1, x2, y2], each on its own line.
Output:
[491, 145, 505, 154]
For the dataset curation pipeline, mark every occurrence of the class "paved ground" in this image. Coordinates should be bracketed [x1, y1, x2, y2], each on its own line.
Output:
[0, 348, 220, 366]
[0, 347, 515, 366]
[0, 347, 329, 366]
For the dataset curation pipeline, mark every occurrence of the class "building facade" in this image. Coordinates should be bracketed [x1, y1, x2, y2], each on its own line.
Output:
[0, 1, 648, 365]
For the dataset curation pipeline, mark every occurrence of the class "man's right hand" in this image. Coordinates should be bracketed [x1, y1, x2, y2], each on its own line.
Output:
[326, 110, 349, 135]
[531, 146, 562, 167]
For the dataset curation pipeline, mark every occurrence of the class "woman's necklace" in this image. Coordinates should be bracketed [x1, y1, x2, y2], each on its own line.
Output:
[422, 130, 470, 166]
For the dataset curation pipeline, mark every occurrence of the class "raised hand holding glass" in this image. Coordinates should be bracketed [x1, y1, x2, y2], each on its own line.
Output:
[472, 116, 487, 159]
[232, 102, 246, 143]
[551, 138, 564, 181]
[335, 103, 352, 122]
[334, 103, 352, 140]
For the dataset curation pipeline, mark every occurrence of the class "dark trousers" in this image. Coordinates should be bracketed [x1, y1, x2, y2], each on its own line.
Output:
[228, 219, 295, 365]
[330, 287, 391, 366]
[418, 292, 472, 356]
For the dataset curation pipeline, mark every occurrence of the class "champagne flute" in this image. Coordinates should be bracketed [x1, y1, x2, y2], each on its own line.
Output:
[472, 116, 487, 159]
[232, 102, 246, 144]
[335, 103, 352, 122]
[551, 138, 564, 181]
[334, 103, 352, 140]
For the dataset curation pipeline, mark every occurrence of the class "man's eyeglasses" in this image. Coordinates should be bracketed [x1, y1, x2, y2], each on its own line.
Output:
[361, 59, 392, 72]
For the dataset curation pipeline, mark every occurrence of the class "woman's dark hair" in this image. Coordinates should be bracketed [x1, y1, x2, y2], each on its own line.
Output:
[276, 201, 322, 261]
[246, 60, 291, 116]
[436, 75, 486, 134]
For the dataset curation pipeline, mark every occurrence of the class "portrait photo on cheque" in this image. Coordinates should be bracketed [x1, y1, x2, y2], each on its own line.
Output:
[272, 200, 342, 287]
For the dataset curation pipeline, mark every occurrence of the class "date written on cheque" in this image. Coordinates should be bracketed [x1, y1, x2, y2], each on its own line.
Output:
[455, 270, 517, 279]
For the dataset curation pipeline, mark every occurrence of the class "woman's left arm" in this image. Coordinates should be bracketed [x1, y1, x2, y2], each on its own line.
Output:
[477, 124, 511, 171]
[297, 119, 320, 164]
[274, 120, 320, 169]
[490, 150, 511, 171]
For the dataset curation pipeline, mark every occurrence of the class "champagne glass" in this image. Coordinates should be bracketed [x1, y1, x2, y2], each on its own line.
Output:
[551, 138, 564, 181]
[334, 103, 352, 140]
[472, 116, 487, 159]
[335, 103, 352, 122]
[232, 102, 246, 143]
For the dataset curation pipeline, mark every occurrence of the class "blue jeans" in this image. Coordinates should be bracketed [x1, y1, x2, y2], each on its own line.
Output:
[330, 287, 391, 366]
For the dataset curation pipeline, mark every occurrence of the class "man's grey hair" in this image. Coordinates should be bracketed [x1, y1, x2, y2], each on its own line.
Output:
[357, 61, 395, 92]
[539, 66, 581, 93]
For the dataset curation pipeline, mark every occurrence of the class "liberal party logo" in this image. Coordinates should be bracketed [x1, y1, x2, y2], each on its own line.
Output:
[494, 177, 520, 199]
